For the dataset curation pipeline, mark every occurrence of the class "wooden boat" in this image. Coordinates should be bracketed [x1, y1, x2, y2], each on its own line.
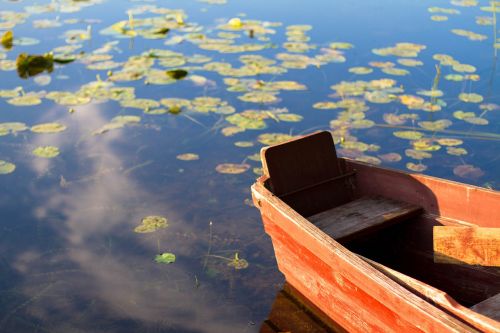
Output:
[251, 131, 500, 333]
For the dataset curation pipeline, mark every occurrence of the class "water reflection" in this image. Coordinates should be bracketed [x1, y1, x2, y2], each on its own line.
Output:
[260, 282, 346, 333]
[0, 102, 279, 332]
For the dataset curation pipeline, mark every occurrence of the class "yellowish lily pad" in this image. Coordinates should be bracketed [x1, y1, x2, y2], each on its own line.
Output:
[31, 123, 67, 134]
[134, 216, 168, 233]
[32, 146, 60, 158]
[0, 160, 16, 174]
[215, 163, 250, 174]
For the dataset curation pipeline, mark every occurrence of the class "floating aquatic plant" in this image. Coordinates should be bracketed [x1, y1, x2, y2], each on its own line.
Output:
[32, 146, 60, 158]
[215, 163, 250, 174]
[1, 31, 13, 49]
[155, 252, 176, 264]
[134, 216, 168, 233]
[0, 160, 16, 174]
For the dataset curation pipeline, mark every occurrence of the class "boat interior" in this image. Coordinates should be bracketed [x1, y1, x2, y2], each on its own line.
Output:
[261, 131, 500, 321]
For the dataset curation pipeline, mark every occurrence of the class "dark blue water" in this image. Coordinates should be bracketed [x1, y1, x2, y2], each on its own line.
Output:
[0, 0, 498, 332]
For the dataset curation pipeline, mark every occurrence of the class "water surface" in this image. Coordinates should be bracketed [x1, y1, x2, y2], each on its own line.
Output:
[0, 0, 498, 332]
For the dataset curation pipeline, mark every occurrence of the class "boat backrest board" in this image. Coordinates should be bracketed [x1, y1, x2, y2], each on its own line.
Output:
[261, 131, 354, 216]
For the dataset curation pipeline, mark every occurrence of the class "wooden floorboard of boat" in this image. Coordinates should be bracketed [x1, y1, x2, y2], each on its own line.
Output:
[309, 196, 422, 242]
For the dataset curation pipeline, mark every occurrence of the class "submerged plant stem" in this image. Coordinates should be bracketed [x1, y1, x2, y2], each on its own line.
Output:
[203, 221, 213, 270]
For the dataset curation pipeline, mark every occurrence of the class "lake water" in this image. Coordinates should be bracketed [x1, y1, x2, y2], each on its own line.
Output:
[0, 0, 498, 332]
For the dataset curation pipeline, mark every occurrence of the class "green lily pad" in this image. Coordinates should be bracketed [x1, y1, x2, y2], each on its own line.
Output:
[166, 69, 188, 80]
[257, 133, 293, 145]
[418, 119, 452, 131]
[406, 149, 432, 160]
[155, 252, 176, 264]
[447, 147, 468, 156]
[31, 123, 67, 134]
[226, 113, 266, 130]
[215, 163, 250, 174]
[436, 138, 463, 146]
[348, 67, 373, 75]
[1, 30, 13, 49]
[277, 113, 303, 122]
[406, 162, 427, 172]
[378, 153, 402, 162]
[234, 141, 254, 147]
[0, 122, 28, 135]
[453, 164, 484, 179]
[430, 15, 448, 21]
[176, 153, 199, 161]
[134, 216, 168, 233]
[397, 58, 423, 67]
[0, 160, 16, 174]
[451, 29, 487, 41]
[313, 101, 338, 109]
[393, 131, 424, 140]
[32, 146, 60, 158]
[121, 98, 160, 110]
[238, 91, 278, 103]
[7, 95, 42, 106]
[16, 53, 54, 78]
[112, 115, 141, 124]
[458, 93, 483, 103]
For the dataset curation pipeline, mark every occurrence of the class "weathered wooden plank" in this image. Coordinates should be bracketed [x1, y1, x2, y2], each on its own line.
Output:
[470, 293, 500, 321]
[309, 196, 422, 241]
[361, 255, 500, 332]
[433, 226, 500, 266]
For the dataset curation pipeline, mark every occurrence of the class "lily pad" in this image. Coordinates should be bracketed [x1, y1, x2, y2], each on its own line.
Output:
[32, 146, 60, 158]
[405, 149, 432, 160]
[418, 119, 452, 131]
[234, 141, 254, 147]
[16, 53, 54, 78]
[166, 69, 188, 80]
[393, 131, 424, 140]
[406, 162, 427, 172]
[0, 122, 28, 135]
[1, 31, 13, 49]
[349, 67, 373, 75]
[134, 216, 168, 233]
[447, 147, 468, 156]
[155, 253, 176, 264]
[176, 153, 199, 161]
[0, 160, 16, 174]
[257, 133, 293, 145]
[458, 93, 483, 103]
[437, 138, 463, 146]
[215, 163, 250, 174]
[378, 153, 402, 162]
[453, 164, 484, 179]
[313, 101, 338, 109]
[31, 123, 67, 134]
[7, 95, 42, 106]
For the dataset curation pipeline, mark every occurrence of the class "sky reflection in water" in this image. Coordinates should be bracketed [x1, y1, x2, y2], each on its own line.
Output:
[0, 0, 498, 332]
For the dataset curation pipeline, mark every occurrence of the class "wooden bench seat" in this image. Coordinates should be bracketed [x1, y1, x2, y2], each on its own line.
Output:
[261, 131, 423, 242]
[470, 293, 500, 321]
[309, 196, 422, 242]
